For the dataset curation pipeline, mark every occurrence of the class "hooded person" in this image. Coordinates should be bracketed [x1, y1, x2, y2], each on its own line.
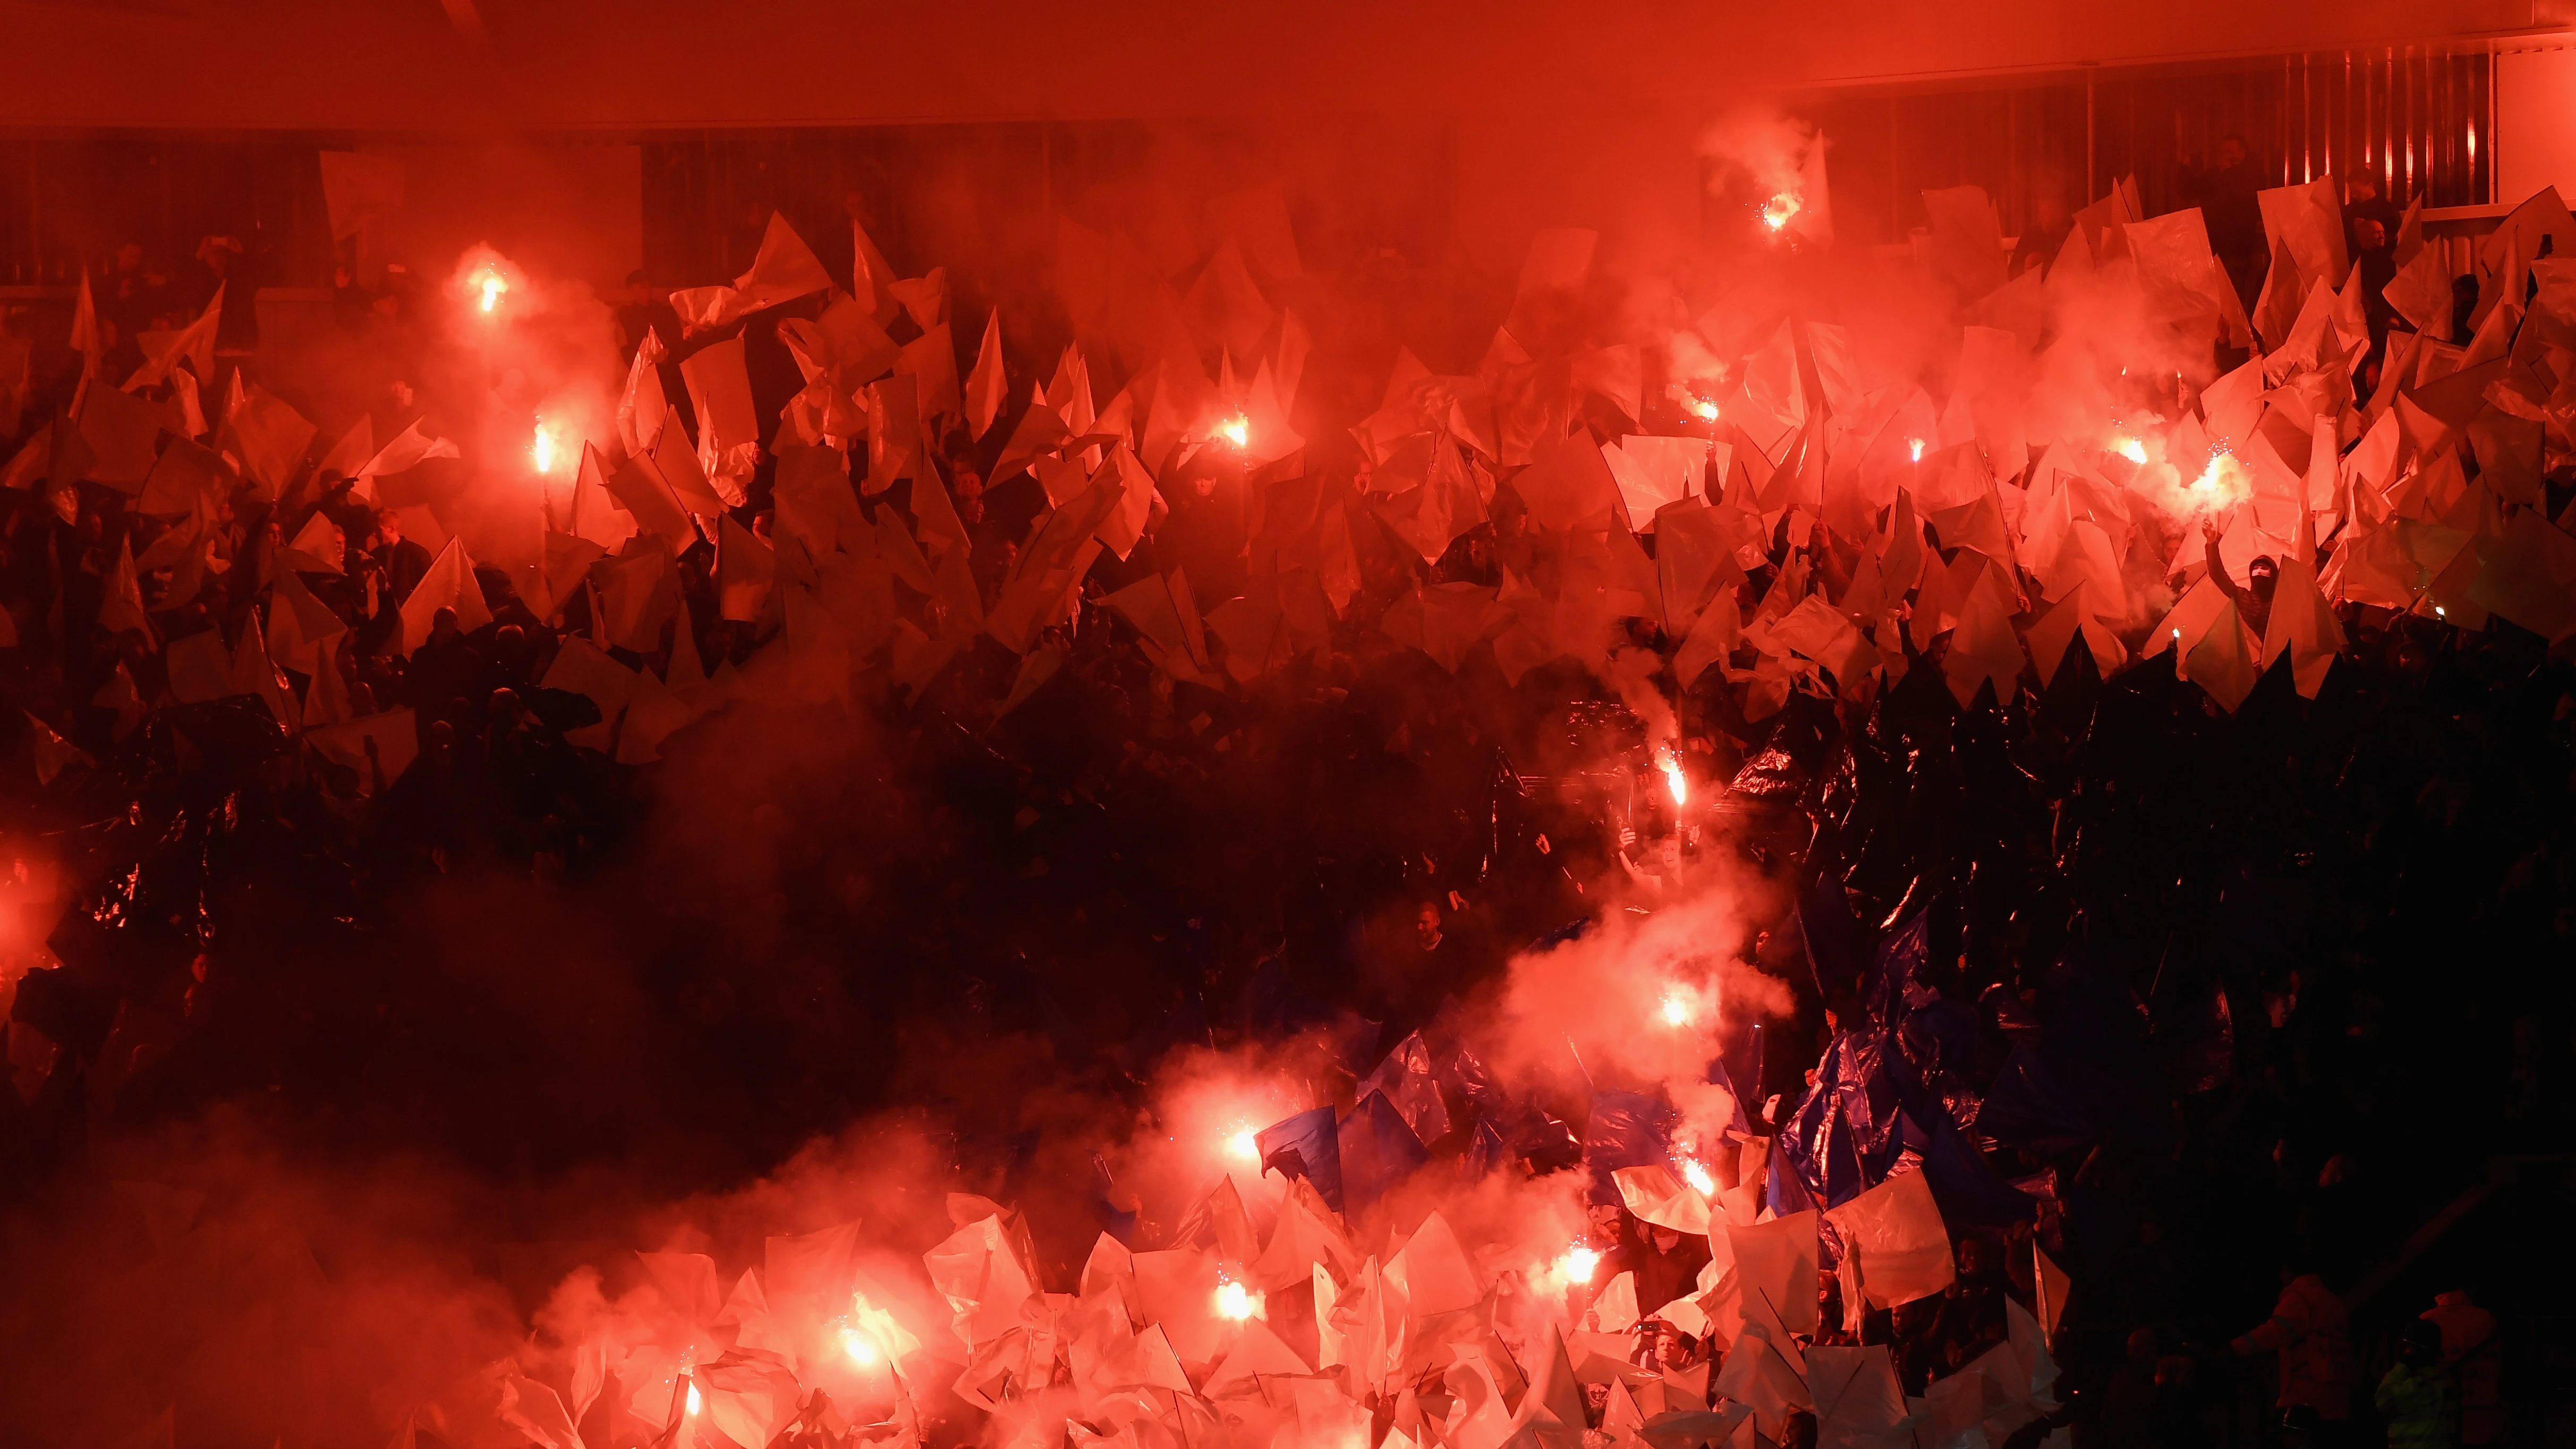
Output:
[2201, 515, 2276, 645]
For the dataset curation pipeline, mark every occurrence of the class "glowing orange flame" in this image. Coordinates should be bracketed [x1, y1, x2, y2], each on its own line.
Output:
[1226, 1126, 1260, 1163]
[1761, 193, 1801, 232]
[2114, 437, 2148, 465]
[1214, 1278, 1263, 1320]
[1690, 397, 1720, 422]
[685, 1382, 702, 1416]
[1680, 1157, 1716, 1195]
[475, 270, 507, 314]
[1908, 437, 1926, 463]
[532, 423, 558, 475]
[1657, 744, 1687, 806]
[2190, 449, 2250, 509]
[1659, 992, 1692, 1028]
[841, 1326, 880, 1366]
[1556, 1243, 1601, 1285]
[1220, 415, 1249, 449]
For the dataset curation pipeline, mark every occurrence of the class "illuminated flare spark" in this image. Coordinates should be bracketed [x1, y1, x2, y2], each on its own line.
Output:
[2189, 449, 2250, 509]
[1227, 1127, 1260, 1162]
[1221, 415, 1249, 449]
[477, 271, 507, 314]
[532, 424, 558, 475]
[1556, 1243, 1601, 1285]
[1657, 745, 1687, 805]
[1908, 437, 1926, 463]
[2115, 437, 2148, 465]
[685, 1382, 702, 1416]
[1214, 1279, 1262, 1320]
[1659, 992, 1691, 1028]
[1761, 193, 1801, 232]
[1680, 1158, 1716, 1195]
[841, 1327, 880, 1366]
[1690, 398, 1720, 422]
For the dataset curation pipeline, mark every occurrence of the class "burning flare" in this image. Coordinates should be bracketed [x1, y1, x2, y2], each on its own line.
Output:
[2189, 449, 2250, 509]
[1690, 397, 1720, 422]
[1656, 744, 1687, 806]
[531, 423, 558, 475]
[1761, 192, 1801, 232]
[840, 1326, 880, 1367]
[2114, 436, 2148, 465]
[1555, 1242, 1601, 1285]
[1220, 414, 1250, 449]
[684, 1382, 702, 1416]
[1659, 992, 1691, 1028]
[473, 268, 508, 314]
[1908, 437, 1926, 463]
[1226, 1126, 1260, 1163]
[1214, 1277, 1263, 1320]
[1679, 1156, 1716, 1195]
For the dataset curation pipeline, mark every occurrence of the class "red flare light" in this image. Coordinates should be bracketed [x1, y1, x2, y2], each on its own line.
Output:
[1214, 1277, 1263, 1320]
[1556, 1242, 1601, 1285]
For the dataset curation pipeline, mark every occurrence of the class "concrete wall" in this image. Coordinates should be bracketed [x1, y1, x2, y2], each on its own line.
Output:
[2500, 45, 2576, 206]
[0, 0, 2546, 132]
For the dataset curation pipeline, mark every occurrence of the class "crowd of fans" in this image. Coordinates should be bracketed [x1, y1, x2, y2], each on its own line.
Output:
[0, 143, 2569, 1449]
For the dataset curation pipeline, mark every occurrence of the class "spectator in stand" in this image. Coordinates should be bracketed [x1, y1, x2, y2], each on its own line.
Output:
[2201, 517, 2276, 640]
[614, 269, 684, 366]
[2421, 1289, 2501, 1446]
[2231, 1257, 2352, 1441]
[2343, 175, 2401, 260]
[2375, 1320, 2458, 1449]
[183, 234, 260, 365]
[2009, 192, 2072, 278]
[2181, 134, 2266, 309]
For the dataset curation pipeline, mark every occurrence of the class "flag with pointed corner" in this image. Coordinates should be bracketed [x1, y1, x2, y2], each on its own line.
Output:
[1254, 1106, 1345, 1214]
[681, 336, 761, 489]
[223, 386, 317, 500]
[98, 536, 153, 642]
[125, 283, 222, 393]
[991, 391, 1070, 484]
[356, 419, 461, 489]
[267, 566, 346, 675]
[279, 511, 344, 575]
[618, 329, 669, 458]
[397, 537, 494, 654]
[967, 308, 1009, 438]
[1806, 1345, 1913, 1449]
[912, 458, 971, 560]
[70, 270, 104, 380]
[1823, 1170, 1954, 1310]
[2184, 600, 2260, 712]
[719, 514, 775, 624]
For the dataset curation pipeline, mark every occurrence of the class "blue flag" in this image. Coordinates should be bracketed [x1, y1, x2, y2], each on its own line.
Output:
[1583, 1089, 1677, 1202]
[1255, 1106, 1345, 1213]
[1338, 1090, 1429, 1216]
